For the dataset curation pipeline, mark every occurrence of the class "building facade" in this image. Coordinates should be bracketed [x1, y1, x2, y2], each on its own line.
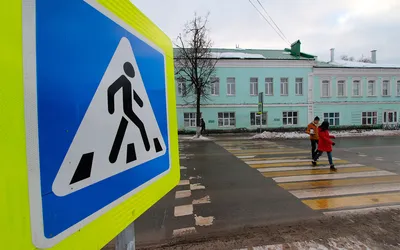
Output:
[176, 42, 400, 131]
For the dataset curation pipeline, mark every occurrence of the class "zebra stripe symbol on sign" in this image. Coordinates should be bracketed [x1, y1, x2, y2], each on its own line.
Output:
[52, 37, 166, 196]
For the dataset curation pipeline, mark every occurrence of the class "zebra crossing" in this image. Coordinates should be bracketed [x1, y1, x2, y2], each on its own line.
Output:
[217, 140, 400, 214]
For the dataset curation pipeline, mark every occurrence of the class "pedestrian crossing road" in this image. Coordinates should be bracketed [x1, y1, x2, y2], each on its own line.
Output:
[216, 140, 400, 215]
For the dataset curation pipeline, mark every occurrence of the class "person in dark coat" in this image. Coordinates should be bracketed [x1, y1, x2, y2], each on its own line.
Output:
[200, 118, 206, 135]
[312, 121, 336, 171]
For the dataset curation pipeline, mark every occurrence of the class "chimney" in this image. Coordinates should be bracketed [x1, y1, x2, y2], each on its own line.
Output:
[371, 50, 377, 63]
[290, 40, 301, 57]
[330, 48, 335, 62]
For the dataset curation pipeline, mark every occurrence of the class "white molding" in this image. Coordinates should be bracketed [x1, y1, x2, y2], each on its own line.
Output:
[177, 103, 309, 108]
[216, 59, 315, 68]
[336, 78, 347, 97]
[313, 101, 400, 105]
[320, 77, 332, 98]
[351, 78, 362, 97]
[381, 78, 391, 97]
[313, 68, 400, 76]
[366, 77, 377, 97]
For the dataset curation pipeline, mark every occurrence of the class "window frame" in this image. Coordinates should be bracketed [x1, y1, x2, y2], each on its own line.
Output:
[218, 112, 236, 127]
[361, 111, 378, 125]
[250, 77, 259, 96]
[321, 79, 331, 98]
[352, 79, 362, 97]
[282, 111, 299, 126]
[337, 79, 346, 97]
[382, 79, 390, 97]
[295, 77, 303, 96]
[367, 79, 377, 97]
[383, 110, 398, 124]
[280, 77, 289, 96]
[177, 78, 187, 96]
[397, 80, 400, 96]
[265, 77, 274, 96]
[183, 112, 197, 127]
[227, 77, 236, 96]
[250, 112, 267, 126]
[323, 112, 340, 126]
[210, 77, 220, 96]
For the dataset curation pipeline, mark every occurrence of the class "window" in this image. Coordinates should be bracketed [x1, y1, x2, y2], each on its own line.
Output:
[384, 111, 398, 124]
[362, 111, 377, 125]
[321, 80, 330, 97]
[382, 80, 390, 96]
[353, 80, 361, 96]
[280, 78, 288, 95]
[227, 77, 236, 96]
[367, 80, 376, 96]
[295, 78, 303, 95]
[397, 80, 400, 96]
[218, 112, 235, 127]
[184, 112, 197, 127]
[211, 77, 220, 96]
[250, 112, 267, 126]
[337, 80, 346, 97]
[250, 77, 258, 96]
[177, 78, 187, 96]
[282, 111, 298, 125]
[265, 78, 273, 96]
[323, 112, 340, 126]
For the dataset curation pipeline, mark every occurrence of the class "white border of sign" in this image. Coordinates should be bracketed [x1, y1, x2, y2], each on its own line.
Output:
[23, 0, 172, 248]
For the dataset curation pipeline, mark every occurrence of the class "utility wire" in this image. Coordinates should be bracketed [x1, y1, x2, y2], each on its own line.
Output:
[255, 0, 290, 43]
[247, 0, 289, 45]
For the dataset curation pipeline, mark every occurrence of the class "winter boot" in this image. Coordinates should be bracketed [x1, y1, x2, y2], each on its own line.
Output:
[330, 165, 337, 172]
[312, 161, 317, 166]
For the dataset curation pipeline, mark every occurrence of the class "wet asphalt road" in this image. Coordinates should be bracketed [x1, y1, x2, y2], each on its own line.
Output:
[104, 135, 400, 249]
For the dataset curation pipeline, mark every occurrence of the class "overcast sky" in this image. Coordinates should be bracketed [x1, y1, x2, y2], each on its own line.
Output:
[132, 0, 399, 64]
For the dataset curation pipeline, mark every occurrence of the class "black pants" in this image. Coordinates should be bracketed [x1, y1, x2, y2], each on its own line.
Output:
[201, 127, 206, 135]
[310, 139, 318, 159]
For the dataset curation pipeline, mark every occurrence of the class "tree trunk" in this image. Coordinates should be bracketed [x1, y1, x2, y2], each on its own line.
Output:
[196, 91, 201, 138]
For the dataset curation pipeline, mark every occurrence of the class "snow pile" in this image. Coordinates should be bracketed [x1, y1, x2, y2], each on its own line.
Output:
[330, 60, 400, 68]
[211, 52, 265, 59]
[252, 130, 400, 139]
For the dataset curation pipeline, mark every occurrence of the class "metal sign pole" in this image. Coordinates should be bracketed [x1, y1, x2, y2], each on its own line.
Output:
[115, 223, 135, 250]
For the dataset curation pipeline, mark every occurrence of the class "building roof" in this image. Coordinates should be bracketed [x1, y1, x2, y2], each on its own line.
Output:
[315, 60, 400, 69]
[173, 47, 316, 60]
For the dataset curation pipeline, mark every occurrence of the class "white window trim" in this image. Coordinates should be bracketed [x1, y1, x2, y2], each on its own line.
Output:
[396, 79, 400, 96]
[282, 111, 299, 126]
[227, 77, 236, 96]
[323, 112, 340, 126]
[265, 78, 274, 96]
[177, 78, 186, 96]
[218, 112, 236, 127]
[381, 78, 391, 97]
[250, 112, 267, 126]
[183, 112, 197, 127]
[367, 78, 377, 97]
[336, 78, 347, 97]
[295, 77, 303, 96]
[361, 111, 378, 125]
[382, 110, 398, 124]
[352, 77, 362, 97]
[250, 77, 258, 96]
[211, 77, 220, 96]
[280, 78, 289, 96]
[320, 78, 331, 98]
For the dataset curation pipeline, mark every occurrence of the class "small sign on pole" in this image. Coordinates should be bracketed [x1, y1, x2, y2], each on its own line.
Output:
[257, 92, 263, 115]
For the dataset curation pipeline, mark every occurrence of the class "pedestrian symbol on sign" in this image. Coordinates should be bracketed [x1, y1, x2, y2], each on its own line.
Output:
[52, 37, 167, 197]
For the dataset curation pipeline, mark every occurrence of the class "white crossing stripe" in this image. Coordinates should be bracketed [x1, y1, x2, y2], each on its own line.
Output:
[246, 158, 340, 164]
[175, 190, 191, 199]
[178, 180, 189, 186]
[323, 205, 400, 216]
[172, 227, 197, 237]
[174, 204, 193, 217]
[238, 155, 255, 159]
[290, 183, 400, 199]
[258, 164, 364, 173]
[273, 170, 396, 183]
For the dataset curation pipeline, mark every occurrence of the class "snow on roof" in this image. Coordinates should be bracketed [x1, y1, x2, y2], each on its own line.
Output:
[330, 60, 400, 68]
[210, 52, 265, 59]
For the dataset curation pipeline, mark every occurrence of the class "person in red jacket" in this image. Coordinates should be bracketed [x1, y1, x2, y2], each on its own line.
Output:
[312, 121, 337, 171]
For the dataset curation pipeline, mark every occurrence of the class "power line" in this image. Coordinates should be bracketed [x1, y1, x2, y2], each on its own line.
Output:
[247, 0, 289, 45]
[255, 0, 289, 43]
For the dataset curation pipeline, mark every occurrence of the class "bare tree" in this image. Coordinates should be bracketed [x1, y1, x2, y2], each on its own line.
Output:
[175, 13, 218, 137]
[341, 54, 372, 63]
[340, 55, 355, 61]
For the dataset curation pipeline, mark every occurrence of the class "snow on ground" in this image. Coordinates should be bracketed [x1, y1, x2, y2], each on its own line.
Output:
[180, 135, 212, 141]
[252, 129, 400, 139]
